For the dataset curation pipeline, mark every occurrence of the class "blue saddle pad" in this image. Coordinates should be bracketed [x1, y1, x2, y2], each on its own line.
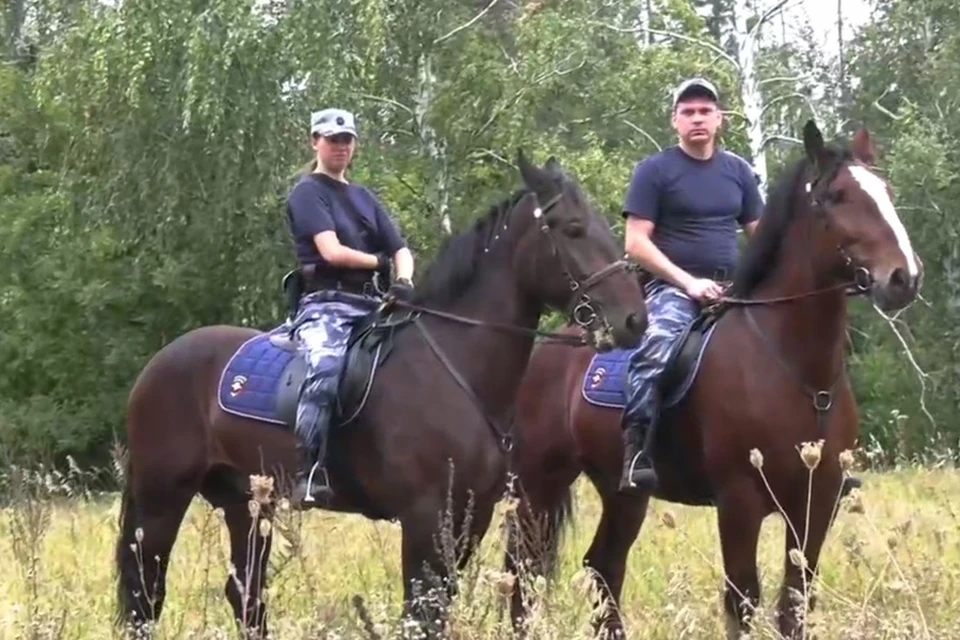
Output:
[217, 325, 297, 426]
[581, 323, 719, 411]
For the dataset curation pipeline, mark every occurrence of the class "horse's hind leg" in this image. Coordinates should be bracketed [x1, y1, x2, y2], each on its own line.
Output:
[716, 478, 765, 639]
[220, 499, 274, 639]
[582, 476, 651, 639]
[114, 480, 195, 636]
[776, 477, 842, 640]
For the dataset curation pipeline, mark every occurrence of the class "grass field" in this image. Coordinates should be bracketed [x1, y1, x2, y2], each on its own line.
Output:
[1, 464, 958, 639]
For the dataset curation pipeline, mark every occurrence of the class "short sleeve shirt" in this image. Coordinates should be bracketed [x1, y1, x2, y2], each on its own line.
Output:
[286, 173, 407, 278]
[622, 146, 763, 277]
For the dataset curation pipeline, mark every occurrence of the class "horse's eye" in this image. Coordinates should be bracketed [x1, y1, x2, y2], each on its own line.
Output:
[563, 222, 585, 238]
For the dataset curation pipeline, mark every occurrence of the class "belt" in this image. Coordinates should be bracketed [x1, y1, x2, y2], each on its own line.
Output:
[301, 268, 377, 296]
[688, 266, 731, 281]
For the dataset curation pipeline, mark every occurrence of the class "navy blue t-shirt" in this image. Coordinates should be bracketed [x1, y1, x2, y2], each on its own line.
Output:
[622, 146, 762, 277]
[286, 172, 407, 279]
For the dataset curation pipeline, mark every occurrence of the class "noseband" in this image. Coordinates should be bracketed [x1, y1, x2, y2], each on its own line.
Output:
[534, 191, 635, 329]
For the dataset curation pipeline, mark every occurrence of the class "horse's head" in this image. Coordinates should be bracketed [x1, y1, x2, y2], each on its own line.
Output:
[514, 150, 647, 350]
[802, 120, 922, 311]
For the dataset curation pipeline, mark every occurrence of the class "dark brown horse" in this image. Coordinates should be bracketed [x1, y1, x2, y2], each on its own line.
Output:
[112, 152, 649, 638]
[503, 122, 923, 639]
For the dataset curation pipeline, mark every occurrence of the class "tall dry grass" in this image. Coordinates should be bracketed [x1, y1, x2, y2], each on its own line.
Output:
[0, 453, 958, 639]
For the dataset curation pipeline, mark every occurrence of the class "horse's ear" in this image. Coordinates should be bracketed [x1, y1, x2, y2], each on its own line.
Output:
[544, 155, 562, 176]
[803, 120, 826, 168]
[850, 126, 878, 166]
[517, 148, 543, 191]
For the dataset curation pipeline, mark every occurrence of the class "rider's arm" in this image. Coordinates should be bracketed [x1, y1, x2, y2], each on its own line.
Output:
[288, 183, 381, 269]
[372, 196, 415, 282]
[622, 159, 696, 290]
[738, 162, 764, 239]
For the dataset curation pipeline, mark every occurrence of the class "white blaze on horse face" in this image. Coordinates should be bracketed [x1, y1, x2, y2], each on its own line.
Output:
[848, 165, 919, 277]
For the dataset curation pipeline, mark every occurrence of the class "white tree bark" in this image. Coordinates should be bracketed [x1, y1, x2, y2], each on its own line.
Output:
[413, 52, 451, 235]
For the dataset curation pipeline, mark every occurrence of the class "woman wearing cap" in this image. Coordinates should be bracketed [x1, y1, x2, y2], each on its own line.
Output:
[285, 106, 415, 505]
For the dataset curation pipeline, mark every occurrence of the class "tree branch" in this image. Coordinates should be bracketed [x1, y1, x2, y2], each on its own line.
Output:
[760, 134, 801, 149]
[434, 0, 502, 45]
[873, 304, 936, 430]
[591, 21, 739, 69]
[355, 93, 414, 115]
[471, 55, 584, 140]
[623, 120, 662, 151]
[749, 0, 795, 40]
[759, 91, 811, 118]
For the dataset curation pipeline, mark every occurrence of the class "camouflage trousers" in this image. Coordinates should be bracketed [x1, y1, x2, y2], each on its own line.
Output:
[621, 280, 700, 435]
[292, 289, 379, 463]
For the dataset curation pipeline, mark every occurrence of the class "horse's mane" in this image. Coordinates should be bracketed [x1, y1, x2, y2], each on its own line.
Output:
[411, 187, 532, 306]
[728, 143, 851, 297]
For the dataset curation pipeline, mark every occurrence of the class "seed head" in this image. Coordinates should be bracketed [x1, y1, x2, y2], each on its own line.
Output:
[838, 449, 855, 472]
[259, 518, 272, 537]
[749, 448, 764, 469]
[799, 439, 824, 470]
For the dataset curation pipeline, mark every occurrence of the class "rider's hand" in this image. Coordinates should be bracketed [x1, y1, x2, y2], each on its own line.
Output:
[684, 277, 724, 302]
[386, 278, 415, 302]
[374, 252, 391, 271]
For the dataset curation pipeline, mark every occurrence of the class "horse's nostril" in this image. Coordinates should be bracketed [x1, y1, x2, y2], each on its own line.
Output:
[890, 267, 910, 290]
[626, 312, 645, 334]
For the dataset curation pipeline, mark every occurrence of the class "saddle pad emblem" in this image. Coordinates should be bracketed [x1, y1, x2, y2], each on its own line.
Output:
[230, 374, 248, 397]
[590, 367, 606, 388]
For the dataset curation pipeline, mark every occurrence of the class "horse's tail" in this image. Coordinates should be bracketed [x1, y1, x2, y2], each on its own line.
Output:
[542, 484, 574, 580]
[504, 480, 575, 583]
[113, 461, 139, 630]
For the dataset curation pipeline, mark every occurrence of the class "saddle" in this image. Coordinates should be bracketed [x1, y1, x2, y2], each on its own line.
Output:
[219, 270, 414, 429]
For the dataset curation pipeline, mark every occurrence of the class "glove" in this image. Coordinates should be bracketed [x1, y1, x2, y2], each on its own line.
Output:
[374, 253, 391, 271]
[387, 278, 415, 302]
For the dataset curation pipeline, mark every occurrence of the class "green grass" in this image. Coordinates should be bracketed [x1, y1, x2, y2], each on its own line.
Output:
[1, 466, 958, 639]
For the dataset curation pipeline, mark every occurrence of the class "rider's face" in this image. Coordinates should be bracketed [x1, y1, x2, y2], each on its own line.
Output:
[672, 97, 722, 146]
[313, 133, 356, 173]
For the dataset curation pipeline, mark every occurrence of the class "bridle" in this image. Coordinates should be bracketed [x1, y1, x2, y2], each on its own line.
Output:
[718, 157, 874, 308]
[532, 190, 637, 332]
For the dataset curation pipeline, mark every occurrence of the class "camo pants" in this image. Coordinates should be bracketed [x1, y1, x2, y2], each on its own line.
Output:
[621, 280, 700, 435]
[292, 289, 378, 462]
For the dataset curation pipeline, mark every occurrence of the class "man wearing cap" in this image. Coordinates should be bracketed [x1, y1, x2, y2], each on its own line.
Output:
[285, 106, 415, 506]
[618, 78, 763, 494]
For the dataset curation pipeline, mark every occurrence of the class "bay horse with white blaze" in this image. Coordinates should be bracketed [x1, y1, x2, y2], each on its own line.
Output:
[503, 121, 922, 639]
[112, 152, 649, 638]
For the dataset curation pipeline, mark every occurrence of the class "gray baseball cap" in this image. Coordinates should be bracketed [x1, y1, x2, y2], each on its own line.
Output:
[672, 77, 720, 107]
[310, 108, 358, 138]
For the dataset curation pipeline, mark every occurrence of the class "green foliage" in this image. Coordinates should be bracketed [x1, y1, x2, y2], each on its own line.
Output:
[0, 0, 955, 470]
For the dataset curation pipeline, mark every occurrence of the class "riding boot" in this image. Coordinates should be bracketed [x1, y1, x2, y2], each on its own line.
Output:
[618, 423, 659, 495]
[292, 403, 335, 507]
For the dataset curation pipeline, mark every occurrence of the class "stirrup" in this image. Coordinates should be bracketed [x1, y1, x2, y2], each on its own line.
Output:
[302, 462, 330, 503]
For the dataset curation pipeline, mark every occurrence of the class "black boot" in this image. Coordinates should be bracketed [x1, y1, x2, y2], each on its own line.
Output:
[291, 419, 335, 507]
[619, 424, 658, 495]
